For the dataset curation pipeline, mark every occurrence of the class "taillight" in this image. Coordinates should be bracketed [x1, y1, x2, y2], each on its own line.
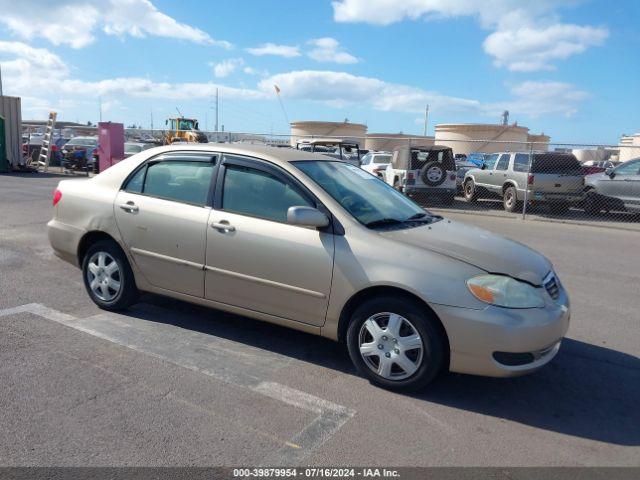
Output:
[53, 188, 62, 206]
[51, 145, 58, 152]
[407, 172, 415, 180]
[450, 173, 456, 180]
[527, 174, 534, 185]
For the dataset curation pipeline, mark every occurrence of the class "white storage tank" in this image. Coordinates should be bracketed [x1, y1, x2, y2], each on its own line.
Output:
[0, 96, 22, 168]
[290, 120, 367, 146]
[434, 123, 542, 155]
[365, 133, 434, 152]
[619, 133, 640, 162]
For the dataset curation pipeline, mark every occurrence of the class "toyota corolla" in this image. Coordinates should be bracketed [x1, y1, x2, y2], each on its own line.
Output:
[48, 144, 570, 391]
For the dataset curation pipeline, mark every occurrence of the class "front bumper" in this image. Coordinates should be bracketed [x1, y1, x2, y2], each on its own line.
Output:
[432, 288, 570, 377]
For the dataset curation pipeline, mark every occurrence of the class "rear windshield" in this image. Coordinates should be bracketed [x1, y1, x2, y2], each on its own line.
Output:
[531, 153, 582, 174]
[410, 149, 455, 171]
[373, 155, 391, 164]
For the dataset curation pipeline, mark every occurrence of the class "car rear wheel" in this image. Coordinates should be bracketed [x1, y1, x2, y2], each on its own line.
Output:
[463, 179, 478, 202]
[503, 186, 521, 213]
[346, 296, 446, 391]
[82, 240, 138, 311]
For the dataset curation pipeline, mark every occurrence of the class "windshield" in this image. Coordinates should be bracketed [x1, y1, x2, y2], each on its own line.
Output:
[294, 161, 431, 227]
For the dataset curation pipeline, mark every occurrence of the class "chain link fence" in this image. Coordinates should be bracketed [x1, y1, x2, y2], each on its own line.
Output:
[19, 124, 640, 229]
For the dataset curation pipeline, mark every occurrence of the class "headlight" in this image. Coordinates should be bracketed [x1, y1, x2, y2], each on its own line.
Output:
[467, 274, 545, 309]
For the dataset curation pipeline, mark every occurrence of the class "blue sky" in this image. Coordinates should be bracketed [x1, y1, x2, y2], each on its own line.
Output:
[0, 0, 638, 144]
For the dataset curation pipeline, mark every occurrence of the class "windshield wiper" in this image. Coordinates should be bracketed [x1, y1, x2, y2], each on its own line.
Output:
[365, 218, 404, 228]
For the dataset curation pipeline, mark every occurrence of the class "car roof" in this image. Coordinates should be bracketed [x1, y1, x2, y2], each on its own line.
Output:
[394, 144, 451, 152]
[146, 143, 335, 164]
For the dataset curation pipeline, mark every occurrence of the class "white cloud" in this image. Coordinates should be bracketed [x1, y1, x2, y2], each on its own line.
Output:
[487, 81, 589, 118]
[332, 0, 608, 71]
[246, 43, 301, 57]
[212, 58, 244, 77]
[259, 70, 588, 119]
[0, 0, 231, 49]
[260, 70, 479, 113]
[0, 41, 265, 104]
[307, 37, 358, 64]
[483, 24, 608, 72]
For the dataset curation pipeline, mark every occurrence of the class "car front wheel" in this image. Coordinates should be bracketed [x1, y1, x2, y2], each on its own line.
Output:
[463, 179, 478, 202]
[346, 296, 446, 391]
[82, 239, 139, 311]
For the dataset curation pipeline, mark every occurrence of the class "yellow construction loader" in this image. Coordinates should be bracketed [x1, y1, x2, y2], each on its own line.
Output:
[163, 117, 208, 144]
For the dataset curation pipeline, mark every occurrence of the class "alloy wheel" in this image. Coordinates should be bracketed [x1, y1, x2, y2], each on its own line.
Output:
[358, 312, 424, 380]
[86, 251, 121, 302]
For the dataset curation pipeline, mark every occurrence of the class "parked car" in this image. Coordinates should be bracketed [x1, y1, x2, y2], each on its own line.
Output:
[62, 136, 99, 171]
[581, 160, 618, 176]
[384, 145, 457, 204]
[466, 152, 486, 168]
[360, 151, 392, 178]
[124, 142, 155, 158]
[47, 144, 569, 391]
[584, 157, 640, 214]
[295, 139, 361, 167]
[463, 152, 584, 213]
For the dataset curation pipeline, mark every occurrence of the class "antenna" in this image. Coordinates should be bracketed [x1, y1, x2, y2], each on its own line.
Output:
[502, 110, 509, 126]
[176, 107, 183, 118]
[0, 63, 3, 96]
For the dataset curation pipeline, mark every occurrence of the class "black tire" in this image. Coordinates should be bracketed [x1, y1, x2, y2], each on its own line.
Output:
[82, 239, 139, 311]
[503, 186, 521, 213]
[420, 161, 446, 187]
[584, 191, 602, 215]
[346, 296, 446, 391]
[549, 201, 570, 215]
[463, 179, 478, 202]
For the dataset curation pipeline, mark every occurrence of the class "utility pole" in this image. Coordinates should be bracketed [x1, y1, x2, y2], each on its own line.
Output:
[150, 108, 154, 131]
[423, 105, 429, 137]
[0, 63, 3, 96]
[215, 88, 219, 132]
[99, 97, 103, 123]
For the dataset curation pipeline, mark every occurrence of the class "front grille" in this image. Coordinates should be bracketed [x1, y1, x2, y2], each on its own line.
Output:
[544, 273, 560, 300]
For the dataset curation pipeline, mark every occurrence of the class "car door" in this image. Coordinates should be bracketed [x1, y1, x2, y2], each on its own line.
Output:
[617, 160, 640, 210]
[204, 154, 335, 326]
[598, 159, 640, 201]
[488, 153, 510, 193]
[473, 153, 498, 188]
[114, 152, 217, 297]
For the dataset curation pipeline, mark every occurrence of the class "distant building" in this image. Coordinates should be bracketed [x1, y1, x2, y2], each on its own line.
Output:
[434, 123, 550, 155]
[619, 133, 640, 162]
[290, 120, 367, 146]
[365, 133, 434, 151]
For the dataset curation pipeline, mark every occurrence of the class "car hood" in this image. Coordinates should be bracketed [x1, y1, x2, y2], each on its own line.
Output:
[379, 219, 552, 285]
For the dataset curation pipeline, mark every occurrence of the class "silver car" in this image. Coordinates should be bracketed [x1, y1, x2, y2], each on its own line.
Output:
[48, 144, 570, 391]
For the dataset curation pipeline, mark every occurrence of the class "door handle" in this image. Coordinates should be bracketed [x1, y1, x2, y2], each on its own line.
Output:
[119, 202, 139, 213]
[210, 221, 235, 232]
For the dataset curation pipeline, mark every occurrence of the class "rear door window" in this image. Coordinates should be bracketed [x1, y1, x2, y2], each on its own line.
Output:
[495, 154, 511, 171]
[514, 153, 531, 172]
[137, 159, 216, 205]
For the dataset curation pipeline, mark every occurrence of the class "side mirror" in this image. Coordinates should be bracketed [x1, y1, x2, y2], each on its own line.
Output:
[287, 206, 329, 228]
[605, 167, 614, 178]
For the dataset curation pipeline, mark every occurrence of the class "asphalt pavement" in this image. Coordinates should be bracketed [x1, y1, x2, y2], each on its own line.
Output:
[0, 173, 638, 466]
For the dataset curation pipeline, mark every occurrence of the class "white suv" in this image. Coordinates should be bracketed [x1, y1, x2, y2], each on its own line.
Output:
[385, 145, 457, 204]
[360, 151, 392, 178]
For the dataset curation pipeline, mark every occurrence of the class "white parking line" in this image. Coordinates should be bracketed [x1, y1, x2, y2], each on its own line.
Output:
[0, 303, 355, 464]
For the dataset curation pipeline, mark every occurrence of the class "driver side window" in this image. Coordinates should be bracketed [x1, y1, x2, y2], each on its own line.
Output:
[222, 164, 313, 223]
